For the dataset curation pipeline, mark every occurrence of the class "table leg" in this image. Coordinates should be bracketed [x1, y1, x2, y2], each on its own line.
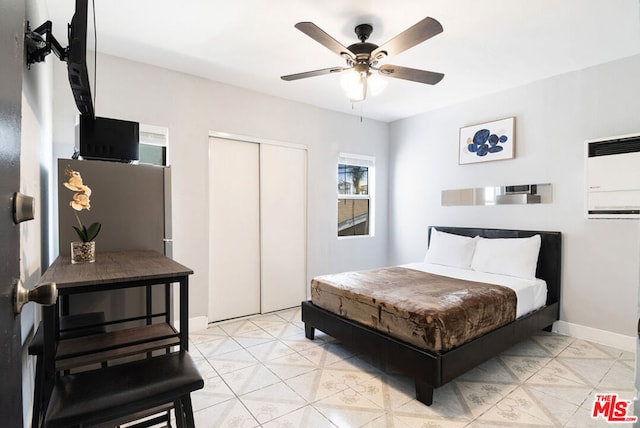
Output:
[146, 285, 152, 325]
[180, 276, 188, 351]
[41, 303, 58, 415]
[165, 282, 171, 325]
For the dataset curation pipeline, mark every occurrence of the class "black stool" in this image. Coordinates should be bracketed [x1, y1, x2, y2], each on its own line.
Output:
[45, 351, 203, 428]
[28, 312, 106, 428]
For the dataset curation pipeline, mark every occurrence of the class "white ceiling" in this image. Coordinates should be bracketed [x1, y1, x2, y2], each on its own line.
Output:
[44, 0, 640, 122]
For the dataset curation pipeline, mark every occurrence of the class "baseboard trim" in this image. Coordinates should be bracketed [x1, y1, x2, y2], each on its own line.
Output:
[174, 316, 209, 333]
[553, 321, 635, 352]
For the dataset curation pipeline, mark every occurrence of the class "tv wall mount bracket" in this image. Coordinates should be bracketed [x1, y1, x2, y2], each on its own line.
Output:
[25, 20, 69, 67]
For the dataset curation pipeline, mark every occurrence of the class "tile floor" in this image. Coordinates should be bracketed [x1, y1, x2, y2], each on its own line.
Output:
[187, 307, 635, 427]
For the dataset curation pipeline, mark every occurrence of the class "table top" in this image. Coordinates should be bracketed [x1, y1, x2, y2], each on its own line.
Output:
[38, 250, 193, 290]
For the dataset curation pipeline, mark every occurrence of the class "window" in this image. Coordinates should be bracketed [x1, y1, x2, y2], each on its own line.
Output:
[138, 124, 168, 166]
[337, 153, 375, 237]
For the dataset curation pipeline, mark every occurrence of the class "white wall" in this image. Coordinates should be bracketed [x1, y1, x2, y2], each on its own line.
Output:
[51, 53, 389, 321]
[388, 54, 640, 344]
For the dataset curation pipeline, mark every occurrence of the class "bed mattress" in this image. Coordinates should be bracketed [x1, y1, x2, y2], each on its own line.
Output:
[311, 265, 546, 352]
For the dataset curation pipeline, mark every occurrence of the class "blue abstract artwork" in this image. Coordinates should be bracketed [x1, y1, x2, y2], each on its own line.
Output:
[459, 117, 515, 164]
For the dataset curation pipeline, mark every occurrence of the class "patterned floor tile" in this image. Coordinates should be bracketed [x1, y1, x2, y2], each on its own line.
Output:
[457, 358, 518, 384]
[525, 385, 582, 426]
[361, 413, 412, 428]
[232, 328, 277, 348]
[499, 355, 551, 382]
[206, 348, 259, 375]
[190, 354, 219, 380]
[218, 319, 262, 336]
[350, 374, 415, 411]
[597, 360, 635, 390]
[558, 339, 615, 359]
[262, 405, 337, 428]
[393, 383, 470, 421]
[275, 307, 302, 322]
[530, 334, 575, 356]
[476, 386, 557, 426]
[300, 342, 359, 367]
[193, 397, 259, 427]
[502, 338, 554, 357]
[250, 313, 290, 327]
[195, 336, 244, 358]
[261, 322, 305, 339]
[454, 380, 518, 418]
[313, 387, 384, 428]
[245, 339, 297, 362]
[220, 363, 282, 395]
[525, 358, 591, 387]
[195, 309, 634, 428]
[620, 350, 635, 361]
[281, 336, 328, 353]
[395, 415, 469, 428]
[191, 374, 236, 411]
[285, 368, 353, 402]
[190, 331, 227, 346]
[557, 357, 617, 387]
[264, 352, 318, 380]
[239, 382, 307, 424]
[526, 384, 593, 407]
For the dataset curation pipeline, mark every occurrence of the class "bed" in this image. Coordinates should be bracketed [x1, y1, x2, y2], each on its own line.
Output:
[301, 227, 561, 405]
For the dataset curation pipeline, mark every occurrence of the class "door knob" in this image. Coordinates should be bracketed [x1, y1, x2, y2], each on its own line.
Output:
[13, 192, 35, 224]
[14, 279, 57, 315]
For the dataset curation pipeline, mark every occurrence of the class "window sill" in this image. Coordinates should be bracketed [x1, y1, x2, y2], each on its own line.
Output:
[337, 234, 375, 240]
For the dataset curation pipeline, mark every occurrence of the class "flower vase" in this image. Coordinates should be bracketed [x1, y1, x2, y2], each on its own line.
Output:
[71, 241, 95, 264]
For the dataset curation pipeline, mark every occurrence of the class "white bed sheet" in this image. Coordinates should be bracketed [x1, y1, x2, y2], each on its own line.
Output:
[401, 262, 547, 318]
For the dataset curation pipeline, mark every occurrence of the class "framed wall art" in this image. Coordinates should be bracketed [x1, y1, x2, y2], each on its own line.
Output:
[459, 117, 515, 164]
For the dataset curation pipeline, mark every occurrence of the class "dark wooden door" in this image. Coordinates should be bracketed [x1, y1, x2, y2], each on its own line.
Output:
[0, 0, 25, 426]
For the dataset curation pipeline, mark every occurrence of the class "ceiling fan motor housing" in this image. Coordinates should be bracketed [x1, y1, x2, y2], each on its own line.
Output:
[354, 23, 373, 42]
[348, 24, 383, 67]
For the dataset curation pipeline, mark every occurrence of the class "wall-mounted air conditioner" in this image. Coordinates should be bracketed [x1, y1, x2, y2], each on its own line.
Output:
[586, 133, 640, 219]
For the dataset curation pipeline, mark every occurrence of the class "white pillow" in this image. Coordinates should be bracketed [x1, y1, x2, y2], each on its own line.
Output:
[471, 235, 541, 279]
[424, 228, 478, 269]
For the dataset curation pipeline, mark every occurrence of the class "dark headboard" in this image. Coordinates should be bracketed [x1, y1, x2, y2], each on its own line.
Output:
[428, 227, 562, 306]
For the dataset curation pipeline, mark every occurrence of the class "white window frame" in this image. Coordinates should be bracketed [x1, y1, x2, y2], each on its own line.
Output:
[138, 124, 169, 166]
[337, 152, 375, 238]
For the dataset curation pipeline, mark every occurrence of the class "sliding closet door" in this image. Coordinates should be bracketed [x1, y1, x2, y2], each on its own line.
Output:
[260, 144, 307, 312]
[209, 138, 261, 321]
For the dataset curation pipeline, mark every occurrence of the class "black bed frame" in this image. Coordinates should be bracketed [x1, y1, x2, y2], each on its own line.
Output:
[302, 227, 562, 406]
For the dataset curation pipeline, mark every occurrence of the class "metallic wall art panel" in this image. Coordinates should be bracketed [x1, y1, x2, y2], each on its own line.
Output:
[442, 184, 551, 206]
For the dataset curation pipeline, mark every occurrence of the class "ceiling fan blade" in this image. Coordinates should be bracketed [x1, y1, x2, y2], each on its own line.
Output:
[371, 17, 443, 60]
[281, 66, 349, 81]
[294, 22, 355, 60]
[378, 64, 444, 85]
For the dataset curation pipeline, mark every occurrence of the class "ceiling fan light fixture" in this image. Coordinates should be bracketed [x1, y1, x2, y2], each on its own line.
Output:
[340, 70, 367, 102]
[368, 73, 388, 97]
[340, 70, 387, 102]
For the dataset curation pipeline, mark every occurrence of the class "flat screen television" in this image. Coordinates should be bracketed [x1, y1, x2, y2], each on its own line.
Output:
[65, 0, 139, 162]
[67, 0, 94, 118]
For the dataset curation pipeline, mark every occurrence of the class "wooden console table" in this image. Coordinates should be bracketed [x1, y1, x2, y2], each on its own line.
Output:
[37, 250, 193, 395]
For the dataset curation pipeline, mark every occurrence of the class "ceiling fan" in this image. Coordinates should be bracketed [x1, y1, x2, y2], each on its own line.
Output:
[281, 17, 444, 102]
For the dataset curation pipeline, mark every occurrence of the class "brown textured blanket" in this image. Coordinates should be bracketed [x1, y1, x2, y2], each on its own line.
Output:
[311, 267, 517, 352]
